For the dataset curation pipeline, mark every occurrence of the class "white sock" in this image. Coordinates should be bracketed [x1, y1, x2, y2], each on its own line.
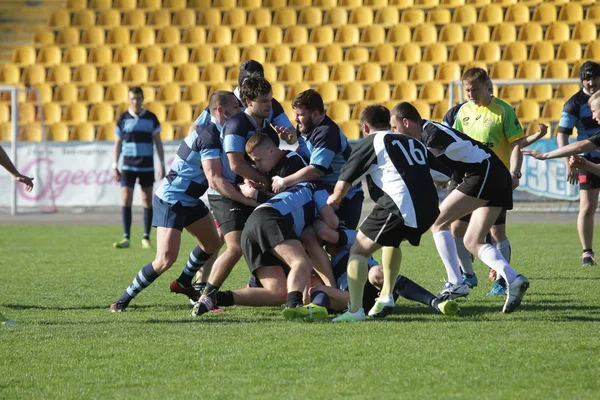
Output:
[495, 239, 511, 263]
[478, 244, 518, 284]
[455, 237, 474, 275]
[433, 230, 463, 285]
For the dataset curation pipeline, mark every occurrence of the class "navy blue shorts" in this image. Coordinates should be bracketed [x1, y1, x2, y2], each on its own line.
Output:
[121, 170, 154, 188]
[152, 196, 210, 232]
[336, 191, 364, 230]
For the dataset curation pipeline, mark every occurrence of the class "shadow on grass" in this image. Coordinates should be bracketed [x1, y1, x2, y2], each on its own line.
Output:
[529, 276, 600, 281]
[2, 303, 188, 312]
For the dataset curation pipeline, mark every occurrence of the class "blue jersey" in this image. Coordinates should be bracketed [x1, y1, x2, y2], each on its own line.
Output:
[194, 88, 293, 130]
[558, 90, 600, 158]
[155, 122, 221, 207]
[116, 109, 161, 172]
[299, 116, 362, 198]
[257, 183, 329, 237]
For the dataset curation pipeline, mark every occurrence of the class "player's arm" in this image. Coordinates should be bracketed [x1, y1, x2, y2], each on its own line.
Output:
[426, 149, 452, 185]
[301, 226, 336, 287]
[569, 155, 600, 177]
[523, 139, 597, 160]
[522, 123, 548, 147]
[227, 152, 269, 186]
[0, 144, 34, 192]
[152, 134, 166, 180]
[556, 104, 581, 184]
[509, 139, 523, 189]
[272, 165, 323, 193]
[113, 136, 122, 181]
[203, 158, 258, 207]
[310, 284, 349, 312]
[187, 108, 211, 135]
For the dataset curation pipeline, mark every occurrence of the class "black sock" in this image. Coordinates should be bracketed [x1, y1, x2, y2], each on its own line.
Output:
[310, 290, 330, 309]
[193, 281, 207, 292]
[336, 229, 348, 247]
[122, 206, 132, 239]
[143, 207, 153, 239]
[496, 278, 507, 288]
[393, 275, 438, 310]
[216, 290, 234, 307]
[583, 248, 594, 254]
[177, 246, 212, 287]
[286, 291, 303, 308]
[202, 283, 220, 302]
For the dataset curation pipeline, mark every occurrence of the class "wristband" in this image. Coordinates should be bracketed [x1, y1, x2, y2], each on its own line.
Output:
[273, 175, 286, 190]
[111, 162, 118, 169]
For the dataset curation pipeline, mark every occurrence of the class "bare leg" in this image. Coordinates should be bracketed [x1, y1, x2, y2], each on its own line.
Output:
[230, 266, 288, 306]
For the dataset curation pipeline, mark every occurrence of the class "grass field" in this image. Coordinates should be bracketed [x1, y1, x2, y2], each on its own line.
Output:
[1, 223, 599, 399]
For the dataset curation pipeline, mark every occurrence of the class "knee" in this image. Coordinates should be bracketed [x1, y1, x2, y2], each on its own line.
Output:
[580, 204, 597, 218]
[309, 285, 327, 296]
[154, 251, 178, 271]
[463, 235, 480, 255]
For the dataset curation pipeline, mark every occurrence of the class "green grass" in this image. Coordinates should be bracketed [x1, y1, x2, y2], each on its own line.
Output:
[1, 224, 599, 399]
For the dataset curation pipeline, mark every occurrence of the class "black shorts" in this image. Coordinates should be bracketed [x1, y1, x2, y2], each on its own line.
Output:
[455, 159, 513, 210]
[579, 157, 600, 190]
[208, 194, 254, 236]
[152, 196, 210, 232]
[336, 191, 364, 229]
[359, 205, 427, 247]
[241, 207, 298, 275]
[458, 208, 507, 225]
[121, 170, 154, 188]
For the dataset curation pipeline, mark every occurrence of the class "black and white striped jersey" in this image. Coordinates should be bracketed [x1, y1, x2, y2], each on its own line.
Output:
[338, 130, 450, 229]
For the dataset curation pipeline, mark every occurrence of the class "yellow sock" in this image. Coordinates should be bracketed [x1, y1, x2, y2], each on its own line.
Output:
[347, 254, 368, 313]
[380, 246, 402, 297]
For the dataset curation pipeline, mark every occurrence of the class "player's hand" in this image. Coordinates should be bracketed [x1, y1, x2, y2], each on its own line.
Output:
[157, 166, 166, 180]
[274, 126, 296, 144]
[112, 168, 121, 181]
[566, 165, 579, 185]
[326, 194, 342, 209]
[239, 182, 258, 200]
[434, 180, 449, 188]
[271, 176, 286, 194]
[537, 123, 549, 138]
[568, 155, 587, 170]
[14, 173, 34, 192]
[521, 148, 546, 160]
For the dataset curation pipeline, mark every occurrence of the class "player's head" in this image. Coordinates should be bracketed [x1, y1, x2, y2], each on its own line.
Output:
[588, 91, 600, 124]
[461, 67, 492, 105]
[580, 61, 600, 95]
[245, 132, 280, 173]
[292, 89, 325, 134]
[359, 105, 391, 137]
[128, 86, 144, 113]
[209, 90, 240, 125]
[238, 60, 265, 87]
[390, 102, 423, 139]
[240, 76, 273, 120]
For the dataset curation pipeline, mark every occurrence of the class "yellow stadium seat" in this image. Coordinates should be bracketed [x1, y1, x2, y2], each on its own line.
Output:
[335, 25, 360, 46]
[544, 22, 570, 44]
[330, 64, 356, 84]
[12, 46, 36, 67]
[527, 84, 553, 103]
[451, 5, 477, 26]
[62, 103, 88, 125]
[156, 83, 181, 103]
[87, 45, 111, 66]
[207, 83, 233, 97]
[96, 123, 116, 141]
[360, 26, 385, 46]
[222, 9, 247, 27]
[113, 0, 136, 9]
[72, 9, 95, 27]
[207, 26, 233, 45]
[292, 44, 318, 66]
[555, 84, 579, 101]
[339, 0, 362, 6]
[427, 9, 451, 25]
[159, 123, 175, 141]
[98, 64, 123, 85]
[141, 86, 156, 103]
[374, 7, 400, 27]
[81, 27, 106, 47]
[145, 103, 166, 121]
[20, 124, 42, 142]
[465, 23, 490, 45]
[339, 82, 364, 103]
[419, 81, 445, 104]
[266, 45, 292, 66]
[71, 123, 95, 141]
[57, 27, 81, 46]
[463, 61, 487, 73]
[349, 7, 373, 27]
[257, 26, 282, 45]
[414, 0, 439, 7]
[123, 64, 148, 85]
[28, 84, 53, 103]
[365, 82, 391, 102]
[356, 63, 382, 84]
[529, 42, 555, 64]
[0, 105, 8, 124]
[386, 25, 411, 45]
[557, 3, 582, 23]
[431, 99, 450, 121]
[389, 0, 415, 7]
[412, 100, 431, 119]
[345, 47, 369, 66]
[475, 42, 500, 64]
[197, 9, 222, 27]
[572, 21, 597, 44]
[517, 22, 543, 45]
[182, 27, 207, 47]
[286, 82, 311, 101]
[107, 27, 131, 47]
[539, 100, 563, 124]
[80, 83, 105, 104]
[532, 3, 557, 24]
[232, 26, 258, 46]
[115, 103, 129, 116]
[498, 85, 525, 103]
[505, 4, 530, 26]
[174, 64, 199, 85]
[284, 26, 309, 47]
[213, 0, 237, 9]
[200, 64, 226, 85]
[113, 44, 138, 66]
[543, 60, 569, 79]
[270, 82, 286, 101]
[67, 0, 87, 9]
[138, 0, 162, 9]
[303, 64, 329, 84]
[383, 63, 409, 82]
[157, 26, 181, 47]
[41, 103, 62, 125]
[105, 83, 128, 105]
[247, 8, 272, 27]
[89, 0, 112, 8]
[586, 5, 600, 23]
[316, 82, 338, 104]
[163, 0, 187, 10]
[47, 65, 72, 85]
[89, 103, 114, 124]
[167, 103, 192, 125]
[364, 0, 388, 7]
[339, 121, 361, 140]
[318, 44, 343, 65]
[583, 39, 600, 60]
[49, 9, 70, 29]
[324, 8, 348, 27]
[36, 45, 62, 66]
[408, 63, 434, 84]
[449, 43, 474, 65]
[48, 123, 70, 142]
[489, 61, 515, 79]
[164, 45, 189, 67]
[240, 45, 266, 63]
[139, 45, 164, 66]
[400, 9, 425, 26]
[273, 7, 297, 26]
[215, 45, 240, 67]
[277, 64, 303, 84]
[34, 31, 55, 47]
[412, 23, 437, 45]
[478, 4, 503, 25]
[423, 43, 448, 64]
[18, 104, 35, 125]
[555, 41, 581, 63]
[370, 44, 396, 66]
[298, 7, 323, 27]
[438, 24, 464, 45]
[53, 84, 78, 106]
[62, 46, 87, 67]
[516, 61, 541, 79]
[435, 62, 461, 84]
[172, 9, 196, 27]
[327, 102, 350, 122]
[148, 65, 174, 85]
[396, 43, 421, 65]
[439, 0, 464, 7]
[96, 9, 121, 28]
[182, 83, 207, 104]
[502, 42, 528, 63]
[73, 64, 98, 85]
[490, 23, 516, 44]
[131, 27, 155, 48]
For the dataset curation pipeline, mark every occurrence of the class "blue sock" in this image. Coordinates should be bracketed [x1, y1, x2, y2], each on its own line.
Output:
[117, 263, 159, 304]
[143, 207, 153, 240]
[122, 206, 132, 239]
[310, 290, 330, 309]
[177, 246, 212, 287]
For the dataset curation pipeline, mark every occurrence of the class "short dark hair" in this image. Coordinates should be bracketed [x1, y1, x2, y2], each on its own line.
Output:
[239, 60, 265, 86]
[240, 76, 271, 103]
[359, 105, 391, 131]
[580, 61, 600, 81]
[245, 132, 275, 154]
[461, 67, 489, 85]
[209, 90, 236, 114]
[292, 89, 325, 114]
[129, 86, 144, 98]
[391, 102, 422, 123]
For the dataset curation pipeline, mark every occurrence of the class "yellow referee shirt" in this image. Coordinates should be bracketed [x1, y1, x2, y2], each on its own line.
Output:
[452, 98, 524, 169]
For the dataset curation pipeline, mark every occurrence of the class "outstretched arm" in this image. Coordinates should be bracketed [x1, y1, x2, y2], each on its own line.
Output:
[522, 123, 548, 147]
[0, 144, 33, 192]
[522, 139, 597, 160]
